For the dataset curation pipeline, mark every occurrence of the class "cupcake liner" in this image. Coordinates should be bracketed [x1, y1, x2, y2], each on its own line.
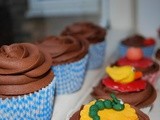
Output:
[52, 54, 88, 95]
[87, 40, 106, 70]
[119, 44, 155, 57]
[143, 71, 160, 85]
[0, 78, 56, 120]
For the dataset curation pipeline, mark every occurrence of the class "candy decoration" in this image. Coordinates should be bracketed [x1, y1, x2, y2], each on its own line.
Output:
[144, 38, 155, 46]
[102, 77, 146, 92]
[89, 94, 125, 120]
[126, 47, 143, 61]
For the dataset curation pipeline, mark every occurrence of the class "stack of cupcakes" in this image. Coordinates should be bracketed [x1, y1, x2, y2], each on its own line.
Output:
[36, 35, 89, 95]
[0, 43, 56, 119]
[61, 21, 107, 70]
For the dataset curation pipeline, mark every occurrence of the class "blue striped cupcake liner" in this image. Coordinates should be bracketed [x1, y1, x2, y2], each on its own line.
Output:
[87, 40, 106, 70]
[119, 44, 155, 57]
[52, 54, 88, 95]
[0, 78, 56, 120]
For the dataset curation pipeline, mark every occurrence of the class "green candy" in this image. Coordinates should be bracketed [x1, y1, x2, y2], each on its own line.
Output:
[95, 100, 105, 110]
[93, 115, 100, 120]
[90, 105, 99, 112]
[104, 100, 112, 109]
[89, 110, 97, 117]
[113, 103, 125, 111]
[89, 105, 98, 117]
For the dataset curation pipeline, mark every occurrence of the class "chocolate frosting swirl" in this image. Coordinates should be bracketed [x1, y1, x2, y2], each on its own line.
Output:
[70, 105, 150, 120]
[36, 35, 88, 65]
[121, 34, 145, 47]
[61, 22, 107, 44]
[91, 81, 156, 108]
[0, 43, 54, 98]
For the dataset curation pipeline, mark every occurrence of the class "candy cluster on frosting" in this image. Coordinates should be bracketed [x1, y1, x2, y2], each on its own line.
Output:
[61, 22, 106, 44]
[80, 94, 138, 120]
[0, 43, 53, 98]
[103, 65, 146, 92]
[36, 36, 88, 65]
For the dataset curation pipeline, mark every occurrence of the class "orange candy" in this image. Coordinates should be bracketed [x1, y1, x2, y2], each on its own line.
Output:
[126, 47, 143, 61]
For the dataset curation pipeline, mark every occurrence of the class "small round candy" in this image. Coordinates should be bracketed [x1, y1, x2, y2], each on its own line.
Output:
[126, 47, 143, 61]
[104, 100, 112, 109]
[95, 100, 105, 110]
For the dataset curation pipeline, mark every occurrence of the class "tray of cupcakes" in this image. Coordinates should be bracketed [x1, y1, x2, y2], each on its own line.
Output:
[66, 33, 160, 120]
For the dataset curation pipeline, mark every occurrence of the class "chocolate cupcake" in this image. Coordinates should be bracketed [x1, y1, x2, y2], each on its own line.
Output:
[0, 43, 56, 119]
[36, 35, 89, 95]
[120, 34, 156, 57]
[69, 94, 150, 120]
[116, 47, 159, 85]
[91, 66, 157, 108]
[61, 21, 107, 69]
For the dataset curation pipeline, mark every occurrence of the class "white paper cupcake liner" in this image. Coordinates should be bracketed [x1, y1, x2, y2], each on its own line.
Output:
[0, 78, 56, 120]
[52, 54, 88, 95]
[87, 40, 106, 70]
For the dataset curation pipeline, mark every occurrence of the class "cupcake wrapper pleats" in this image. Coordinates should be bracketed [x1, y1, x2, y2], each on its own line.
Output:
[119, 44, 155, 57]
[87, 40, 106, 70]
[52, 54, 88, 95]
[0, 78, 56, 120]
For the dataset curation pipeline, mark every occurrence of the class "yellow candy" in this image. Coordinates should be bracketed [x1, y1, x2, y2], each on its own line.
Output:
[106, 66, 135, 84]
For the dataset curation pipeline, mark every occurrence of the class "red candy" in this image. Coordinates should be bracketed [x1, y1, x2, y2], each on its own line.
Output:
[102, 77, 147, 92]
[126, 47, 143, 61]
[117, 57, 153, 68]
[144, 38, 155, 46]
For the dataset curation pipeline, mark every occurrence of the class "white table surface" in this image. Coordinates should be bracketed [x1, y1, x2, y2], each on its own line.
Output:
[52, 30, 160, 120]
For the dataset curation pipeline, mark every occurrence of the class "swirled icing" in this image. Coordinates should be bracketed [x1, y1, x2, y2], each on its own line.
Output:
[0, 43, 54, 98]
[61, 22, 106, 44]
[36, 35, 88, 65]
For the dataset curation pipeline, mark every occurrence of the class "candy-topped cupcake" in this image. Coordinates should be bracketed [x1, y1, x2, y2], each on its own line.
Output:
[36, 35, 89, 95]
[61, 21, 107, 69]
[91, 65, 157, 108]
[120, 34, 156, 57]
[116, 47, 159, 85]
[0, 43, 56, 119]
[69, 94, 150, 120]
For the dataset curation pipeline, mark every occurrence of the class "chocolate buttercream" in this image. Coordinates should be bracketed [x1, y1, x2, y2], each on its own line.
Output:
[70, 105, 150, 120]
[121, 34, 146, 47]
[0, 43, 54, 98]
[36, 35, 88, 65]
[61, 22, 106, 44]
[91, 81, 156, 108]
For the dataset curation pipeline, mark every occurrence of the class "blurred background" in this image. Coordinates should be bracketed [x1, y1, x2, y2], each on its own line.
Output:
[0, 0, 159, 45]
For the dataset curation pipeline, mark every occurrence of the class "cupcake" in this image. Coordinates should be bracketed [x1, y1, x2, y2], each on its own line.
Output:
[120, 34, 156, 57]
[0, 43, 56, 119]
[91, 65, 157, 108]
[69, 94, 150, 120]
[36, 35, 89, 95]
[61, 21, 107, 69]
[116, 47, 160, 85]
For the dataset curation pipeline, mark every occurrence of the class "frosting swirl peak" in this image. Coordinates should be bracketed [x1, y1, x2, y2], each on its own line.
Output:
[0, 43, 54, 98]
[36, 35, 88, 65]
[61, 22, 106, 44]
